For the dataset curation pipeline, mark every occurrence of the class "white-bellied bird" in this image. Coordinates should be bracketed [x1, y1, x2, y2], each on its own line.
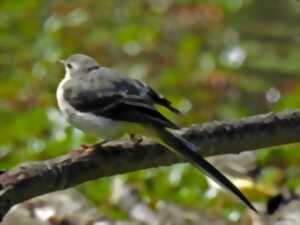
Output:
[57, 54, 257, 212]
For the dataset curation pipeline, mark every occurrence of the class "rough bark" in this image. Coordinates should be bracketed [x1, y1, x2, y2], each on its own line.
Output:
[0, 109, 300, 220]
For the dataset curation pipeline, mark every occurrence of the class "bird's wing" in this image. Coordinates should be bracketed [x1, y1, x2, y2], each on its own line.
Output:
[86, 67, 180, 113]
[132, 79, 181, 114]
[98, 99, 179, 129]
[63, 76, 179, 129]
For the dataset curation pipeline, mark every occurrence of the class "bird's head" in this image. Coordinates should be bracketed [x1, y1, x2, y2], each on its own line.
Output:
[59, 54, 100, 78]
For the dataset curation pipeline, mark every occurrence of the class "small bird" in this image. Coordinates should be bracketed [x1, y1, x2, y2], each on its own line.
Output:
[57, 54, 257, 212]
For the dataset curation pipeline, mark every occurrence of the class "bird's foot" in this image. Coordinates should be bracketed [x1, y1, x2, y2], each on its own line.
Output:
[94, 139, 109, 148]
[81, 139, 109, 151]
[81, 144, 93, 150]
[129, 134, 143, 146]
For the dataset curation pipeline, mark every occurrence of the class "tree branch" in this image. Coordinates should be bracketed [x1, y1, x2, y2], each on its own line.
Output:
[0, 109, 300, 220]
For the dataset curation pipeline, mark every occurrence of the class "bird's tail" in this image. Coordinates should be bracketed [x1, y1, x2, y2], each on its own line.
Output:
[153, 126, 257, 212]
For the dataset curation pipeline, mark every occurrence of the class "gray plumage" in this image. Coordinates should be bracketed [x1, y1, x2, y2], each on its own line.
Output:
[63, 67, 180, 128]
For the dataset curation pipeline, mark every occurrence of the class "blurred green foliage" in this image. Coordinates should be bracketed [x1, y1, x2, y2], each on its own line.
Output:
[1, 0, 300, 219]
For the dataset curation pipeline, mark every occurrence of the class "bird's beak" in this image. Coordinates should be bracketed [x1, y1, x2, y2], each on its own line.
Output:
[59, 59, 66, 65]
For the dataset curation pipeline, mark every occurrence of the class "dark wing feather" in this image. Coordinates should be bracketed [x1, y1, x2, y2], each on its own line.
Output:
[98, 100, 179, 129]
[133, 79, 181, 114]
[63, 78, 179, 129]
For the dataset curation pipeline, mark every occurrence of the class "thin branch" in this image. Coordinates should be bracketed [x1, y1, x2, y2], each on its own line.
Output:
[0, 109, 300, 220]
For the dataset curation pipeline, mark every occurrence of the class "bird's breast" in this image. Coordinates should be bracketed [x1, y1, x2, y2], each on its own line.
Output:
[56, 77, 124, 139]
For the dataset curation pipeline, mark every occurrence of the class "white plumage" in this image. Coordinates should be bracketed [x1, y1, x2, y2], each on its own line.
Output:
[56, 69, 128, 139]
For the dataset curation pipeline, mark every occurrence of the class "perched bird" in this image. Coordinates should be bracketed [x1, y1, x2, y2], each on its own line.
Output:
[57, 54, 257, 212]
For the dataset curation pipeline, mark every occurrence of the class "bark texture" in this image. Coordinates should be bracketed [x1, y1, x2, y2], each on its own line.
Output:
[0, 110, 300, 220]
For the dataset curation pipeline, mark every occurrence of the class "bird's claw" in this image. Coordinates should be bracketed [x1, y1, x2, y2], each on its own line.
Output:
[81, 144, 93, 150]
[81, 139, 109, 151]
[129, 134, 143, 146]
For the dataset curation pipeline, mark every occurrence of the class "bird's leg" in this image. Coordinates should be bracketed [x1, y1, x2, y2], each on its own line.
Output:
[129, 133, 143, 146]
[81, 139, 109, 150]
[81, 144, 93, 150]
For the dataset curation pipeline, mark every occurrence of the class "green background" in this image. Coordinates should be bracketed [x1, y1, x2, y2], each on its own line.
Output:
[1, 0, 300, 221]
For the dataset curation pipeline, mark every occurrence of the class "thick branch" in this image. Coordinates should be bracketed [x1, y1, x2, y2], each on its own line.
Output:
[0, 110, 300, 220]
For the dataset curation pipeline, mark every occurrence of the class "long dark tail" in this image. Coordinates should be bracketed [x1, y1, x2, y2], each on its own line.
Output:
[154, 127, 257, 212]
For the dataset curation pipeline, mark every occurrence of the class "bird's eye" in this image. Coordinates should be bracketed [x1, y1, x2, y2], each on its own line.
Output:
[67, 63, 73, 69]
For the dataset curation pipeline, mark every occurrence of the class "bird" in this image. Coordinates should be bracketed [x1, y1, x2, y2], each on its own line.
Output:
[56, 53, 257, 212]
